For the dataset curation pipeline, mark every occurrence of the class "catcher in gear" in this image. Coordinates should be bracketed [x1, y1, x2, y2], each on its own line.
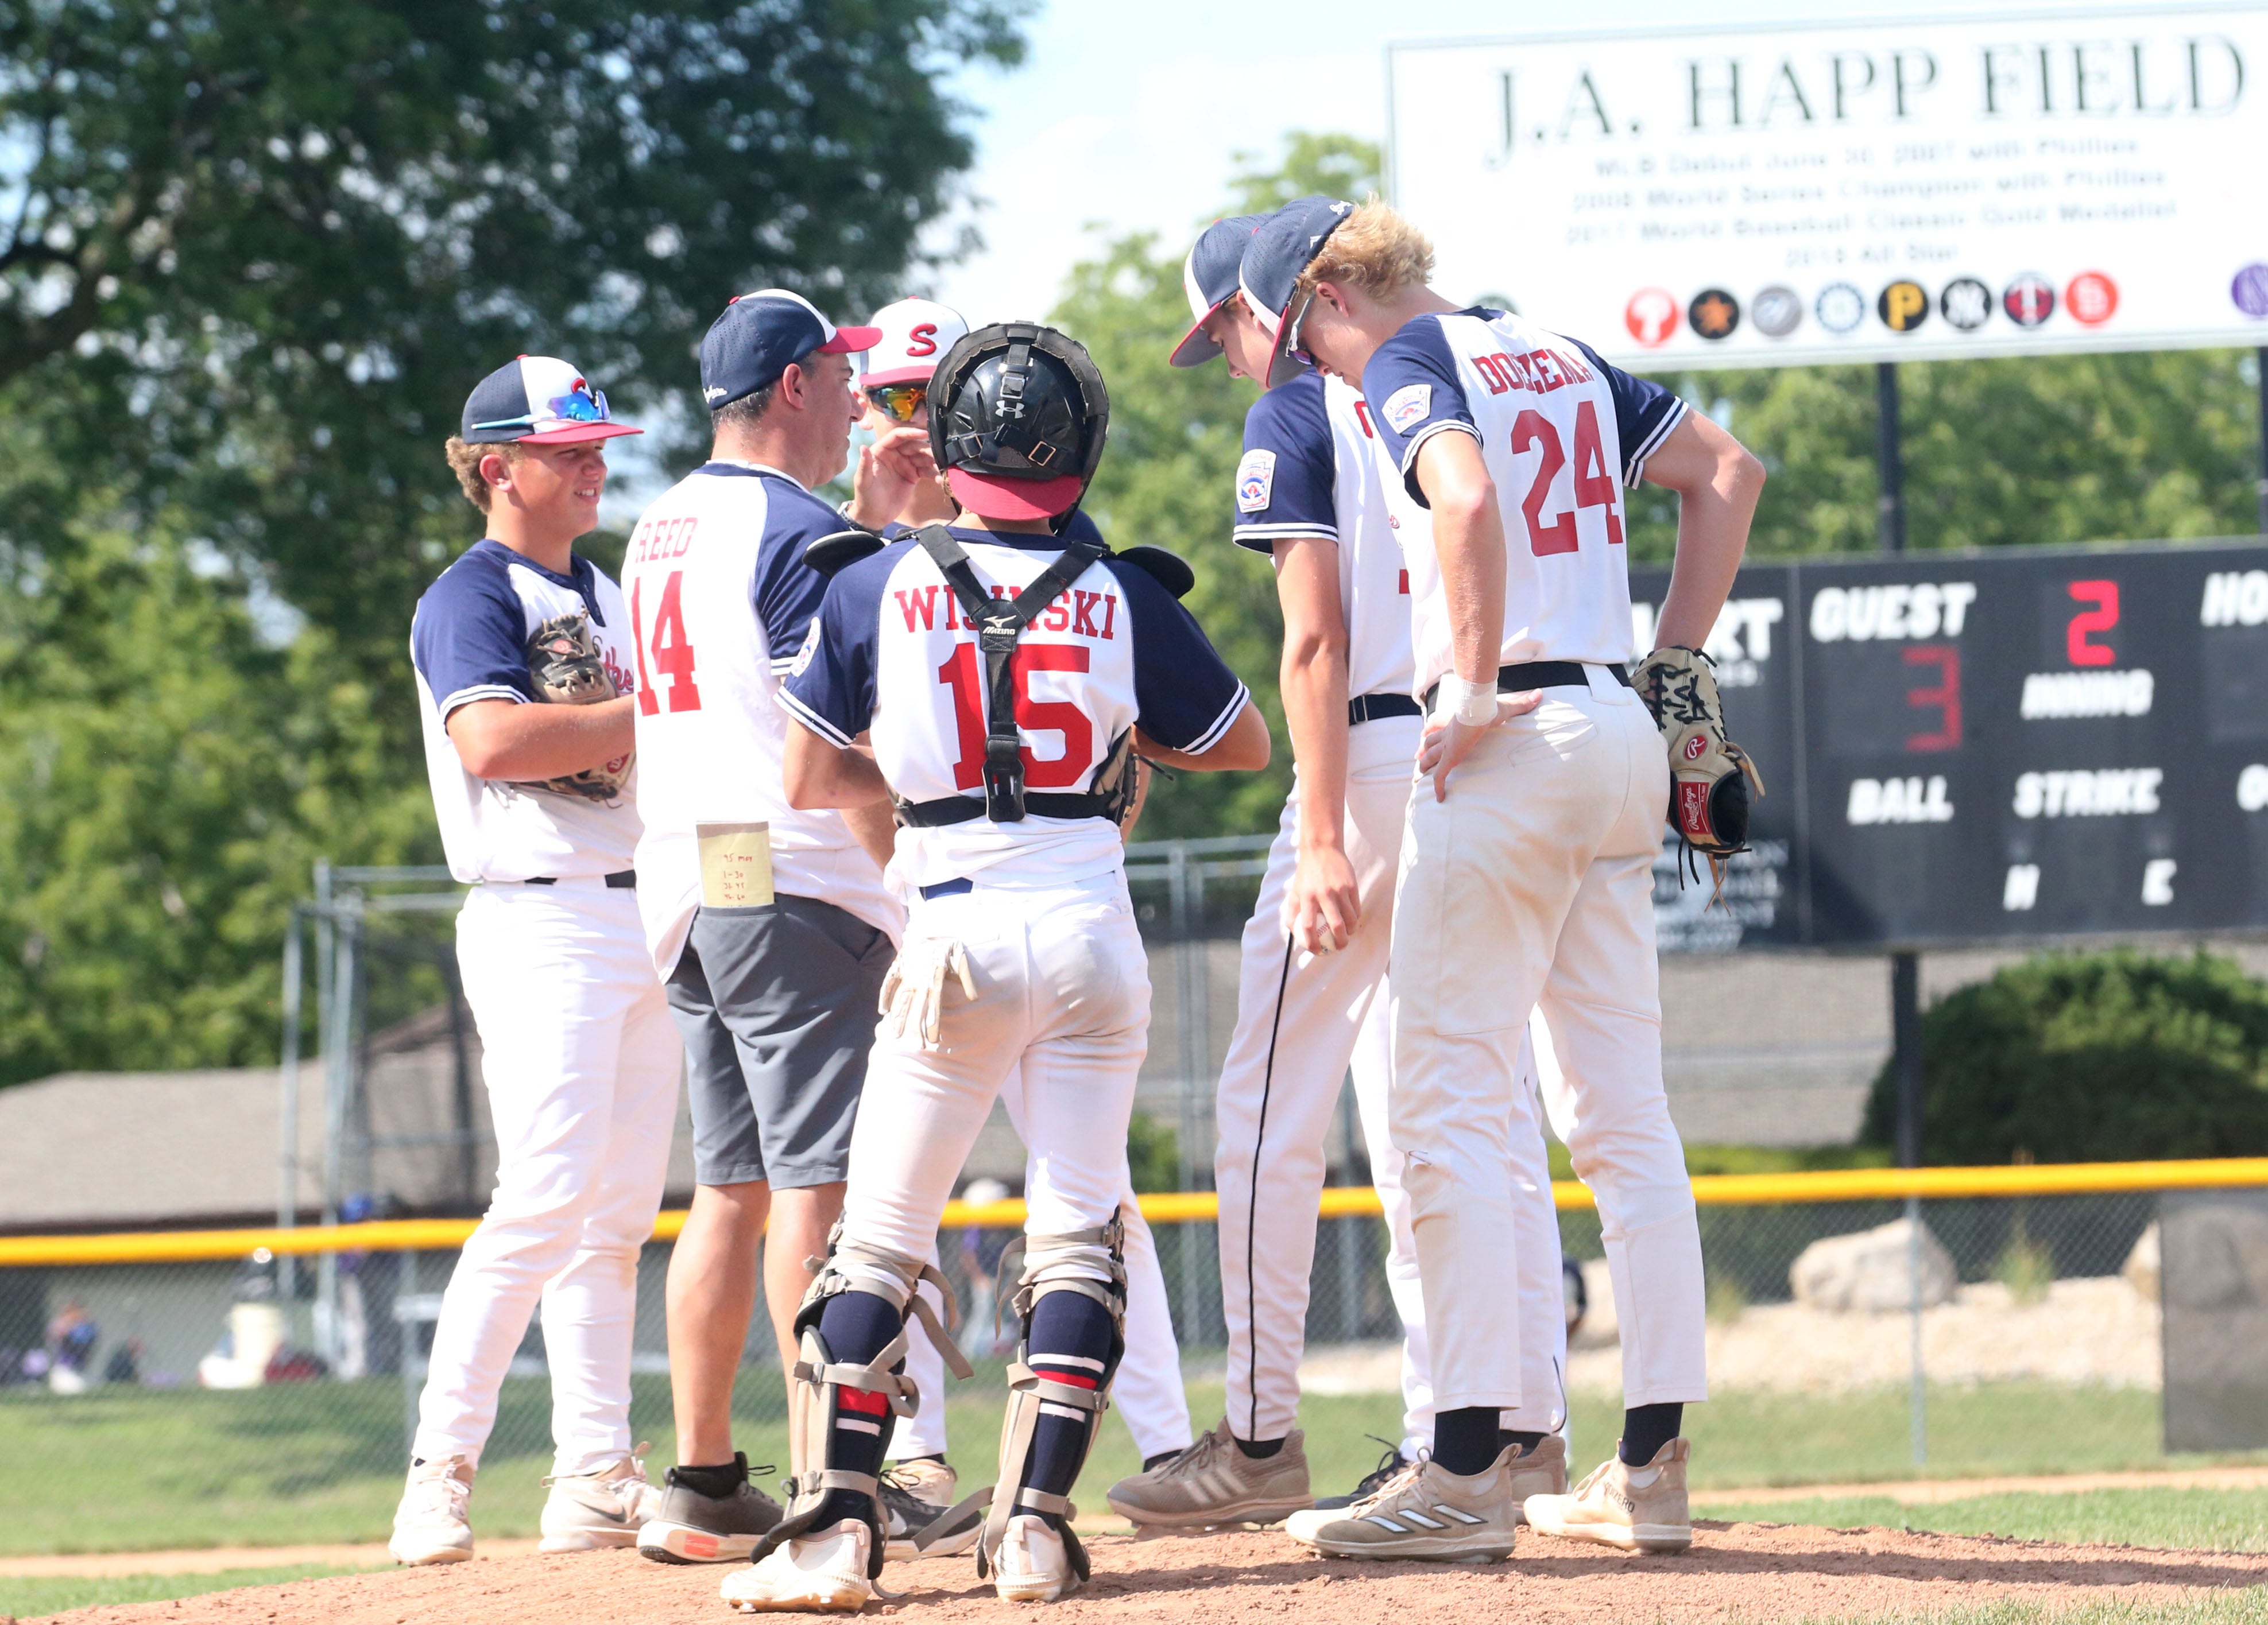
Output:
[1631, 645, 1763, 889]
[518, 610, 633, 803]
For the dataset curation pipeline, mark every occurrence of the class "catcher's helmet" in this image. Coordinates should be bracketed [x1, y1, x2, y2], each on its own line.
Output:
[929, 323, 1108, 526]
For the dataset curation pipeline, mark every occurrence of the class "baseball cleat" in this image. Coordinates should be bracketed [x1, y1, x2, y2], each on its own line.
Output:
[1524, 1438, 1693, 1554]
[1105, 1419, 1311, 1530]
[720, 1519, 873, 1612]
[539, 1445, 662, 1552]
[880, 1457, 979, 1560]
[1289, 1444, 1537, 1562]
[637, 1460, 784, 1564]
[1310, 1438, 1416, 1511]
[991, 1512, 1080, 1603]
[389, 1455, 475, 1566]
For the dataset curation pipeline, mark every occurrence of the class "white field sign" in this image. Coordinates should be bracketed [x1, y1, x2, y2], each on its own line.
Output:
[1387, 7, 2268, 367]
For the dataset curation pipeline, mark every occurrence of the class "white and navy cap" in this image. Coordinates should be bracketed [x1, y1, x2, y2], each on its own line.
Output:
[1168, 213, 1269, 367]
[861, 297, 970, 387]
[699, 289, 883, 412]
[459, 355, 641, 446]
[1239, 195, 1356, 389]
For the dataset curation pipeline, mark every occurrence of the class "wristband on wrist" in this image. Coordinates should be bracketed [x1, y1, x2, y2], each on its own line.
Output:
[1431, 672, 1498, 728]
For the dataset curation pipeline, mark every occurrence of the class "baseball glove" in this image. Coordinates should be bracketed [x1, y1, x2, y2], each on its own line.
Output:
[517, 610, 631, 804]
[1632, 645, 1764, 887]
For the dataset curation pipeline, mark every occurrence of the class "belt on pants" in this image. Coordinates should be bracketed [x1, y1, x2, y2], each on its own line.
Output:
[919, 878, 974, 901]
[1422, 660, 1631, 713]
[508, 870, 637, 889]
[1347, 691, 1423, 726]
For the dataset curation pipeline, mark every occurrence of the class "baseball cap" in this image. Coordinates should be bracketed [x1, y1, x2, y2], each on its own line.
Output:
[861, 297, 971, 387]
[1239, 195, 1357, 387]
[460, 356, 641, 445]
[699, 289, 883, 412]
[1168, 213, 1269, 367]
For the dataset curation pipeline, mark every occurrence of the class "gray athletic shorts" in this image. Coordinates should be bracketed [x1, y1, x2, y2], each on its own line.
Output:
[664, 893, 894, 1190]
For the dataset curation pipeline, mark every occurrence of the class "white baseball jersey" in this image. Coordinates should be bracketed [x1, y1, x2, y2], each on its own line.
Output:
[780, 523, 1249, 891]
[1230, 370, 1416, 701]
[622, 461, 900, 975]
[410, 539, 641, 883]
[1361, 308, 1689, 696]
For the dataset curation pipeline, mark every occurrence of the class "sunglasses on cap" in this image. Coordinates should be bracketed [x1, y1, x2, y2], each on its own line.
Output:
[472, 385, 613, 432]
[864, 382, 928, 424]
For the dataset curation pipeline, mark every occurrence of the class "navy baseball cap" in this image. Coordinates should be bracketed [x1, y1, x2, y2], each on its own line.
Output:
[1168, 212, 1269, 367]
[460, 355, 641, 445]
[700, 289, 883, 412]
[1239, 195, 1356, 388]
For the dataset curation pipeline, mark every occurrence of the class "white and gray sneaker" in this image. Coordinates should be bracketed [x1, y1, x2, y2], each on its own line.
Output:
[539, 1446, 664, 1553]
[991, 1513, 1081, 1603]
[721, 1518, 873, 1613]
[1523, 1438, 1693, 1554]
[1290, 1444, 1537, 1562]
[389, 1455, 475, 1566]
[1105, 1420, 1312, 1530]
[638, 1457, 785, 1564]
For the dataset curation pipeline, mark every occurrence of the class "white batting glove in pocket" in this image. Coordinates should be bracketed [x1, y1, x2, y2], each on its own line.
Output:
[878, 935, 978, 1049]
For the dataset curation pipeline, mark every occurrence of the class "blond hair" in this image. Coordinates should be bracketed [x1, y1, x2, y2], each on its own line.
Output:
[444, 437, 524, 514]
[1292, 199, 1435, 304]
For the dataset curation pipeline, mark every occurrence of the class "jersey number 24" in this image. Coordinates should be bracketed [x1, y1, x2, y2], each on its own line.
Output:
[1513, 400, 1624, 556]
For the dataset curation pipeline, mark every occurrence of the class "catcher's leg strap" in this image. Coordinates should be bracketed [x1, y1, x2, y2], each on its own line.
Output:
[802, 1233, 976, 1381]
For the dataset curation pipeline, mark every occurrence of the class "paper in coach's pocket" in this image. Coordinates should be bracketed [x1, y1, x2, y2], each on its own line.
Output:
[696, 821, 775, 909]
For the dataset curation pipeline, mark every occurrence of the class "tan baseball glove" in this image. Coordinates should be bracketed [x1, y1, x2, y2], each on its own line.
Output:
[517, 610, 632, 803]
[1632, 645, 1764, 883]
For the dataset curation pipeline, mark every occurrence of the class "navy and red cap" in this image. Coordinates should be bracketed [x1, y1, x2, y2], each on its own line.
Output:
[1238, 195, 1356, 389]
[1168, 212, 1269, 367]
[460, 355, 641, 446]
[699, 289, 883, 412]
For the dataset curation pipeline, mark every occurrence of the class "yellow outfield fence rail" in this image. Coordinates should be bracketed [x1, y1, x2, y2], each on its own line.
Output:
[2, 1157, 2265, 1270]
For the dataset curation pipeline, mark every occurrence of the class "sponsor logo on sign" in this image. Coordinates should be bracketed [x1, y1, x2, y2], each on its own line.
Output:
[2235, 264, 2268, 320]
[1815, 282, 1866, 335]
[1625, 288, 1679, 346]
[1752, 285, 1803, 338]
[1878, 280, 1930, 333]
[1940, 277, 1992, 331]
[2003, 273, 2056, 327]
[1685, 732, 1709, 760]
[1235, 449, 1276, 513]
[1689, 288, 1740, 340]
[2066, 272, 2119, 326]
[1383, 383, 1433, 433]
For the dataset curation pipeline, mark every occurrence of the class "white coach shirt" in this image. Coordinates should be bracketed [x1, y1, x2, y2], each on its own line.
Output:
[1229, 369, 1416, 702]
[1360, 308, 1689, 697]
[622, 461, 900, 976]
[410, 540, 642, 883]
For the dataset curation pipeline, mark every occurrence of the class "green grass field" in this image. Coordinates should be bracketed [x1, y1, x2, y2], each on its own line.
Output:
[1707, 1487, 2268, 1553]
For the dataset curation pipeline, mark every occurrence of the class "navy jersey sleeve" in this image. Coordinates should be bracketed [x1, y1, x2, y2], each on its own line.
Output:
[1057, 508, 1104, 544]
[778, 542, 905, 747]
[1567, 339, 1690, 485]
[411, 555, 534, 715]
[752, 478, 842, 675]
[1360, 317, 1479, 510]
[1230, 372, 1338, 553]
[1109, 559, 1249, 754]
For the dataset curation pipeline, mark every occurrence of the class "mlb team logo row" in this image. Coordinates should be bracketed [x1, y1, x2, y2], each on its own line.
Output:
[1623, 272, 2128, 347]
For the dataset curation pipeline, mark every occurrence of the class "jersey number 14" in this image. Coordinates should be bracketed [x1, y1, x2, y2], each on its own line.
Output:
[631, 571, 702, 714]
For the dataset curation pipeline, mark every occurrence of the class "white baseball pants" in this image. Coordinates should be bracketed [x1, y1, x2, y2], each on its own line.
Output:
[413, 883, 682, 1476]
[838, 869, 1151, 1367]
[894, 1066, 1192, 1462]
[1391, 671, 1706, 1414]
[1214, 716, 1566, 1447]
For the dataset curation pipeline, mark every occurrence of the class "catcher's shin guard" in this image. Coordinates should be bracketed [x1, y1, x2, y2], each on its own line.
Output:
[976, 1213, 1129, 1584]
[754, 1233, 974, 1579]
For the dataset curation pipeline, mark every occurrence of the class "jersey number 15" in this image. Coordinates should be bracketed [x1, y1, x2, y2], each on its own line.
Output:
[937, 642, 1091, 790]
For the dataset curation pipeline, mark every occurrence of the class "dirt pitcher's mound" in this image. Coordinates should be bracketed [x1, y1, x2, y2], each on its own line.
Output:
[48, 1521, 2268, 1624]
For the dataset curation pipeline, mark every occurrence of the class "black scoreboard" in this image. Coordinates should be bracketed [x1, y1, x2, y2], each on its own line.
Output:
[1632, 540, 2268, 952]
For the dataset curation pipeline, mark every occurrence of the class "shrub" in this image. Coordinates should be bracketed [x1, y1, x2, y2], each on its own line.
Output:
[1860, 949, 2268, 1165]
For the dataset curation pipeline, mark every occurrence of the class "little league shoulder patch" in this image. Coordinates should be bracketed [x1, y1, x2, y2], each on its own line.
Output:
[1236, 449, 1276, 514]
[1383, 383, 1432, 434]
[788, 614, 821, 677]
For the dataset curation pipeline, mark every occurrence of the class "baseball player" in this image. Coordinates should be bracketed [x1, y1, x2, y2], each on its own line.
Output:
[396, 357, 681, 1565]
[724, 322, 1268, 1611]
[1255, 199, 1764, 1558]
[852, 298, 1195, 1492]
[1106, 211, 1570, 1533]
[621, 289, 922, 1566]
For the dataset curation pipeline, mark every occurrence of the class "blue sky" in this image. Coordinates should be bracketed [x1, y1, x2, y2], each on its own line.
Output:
[918, 0, 2110, 324]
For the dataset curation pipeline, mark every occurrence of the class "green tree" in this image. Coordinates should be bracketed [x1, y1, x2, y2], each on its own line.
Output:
[1056, 133, 1381, 840]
